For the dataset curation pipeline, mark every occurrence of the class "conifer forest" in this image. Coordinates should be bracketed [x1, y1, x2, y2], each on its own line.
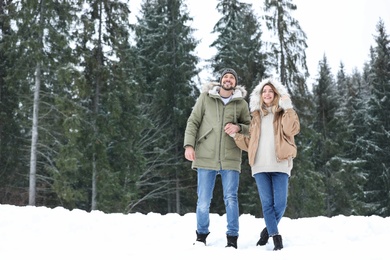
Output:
[1, 0, 389, 217]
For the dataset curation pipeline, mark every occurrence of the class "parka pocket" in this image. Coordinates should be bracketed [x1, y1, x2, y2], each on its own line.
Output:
[223, 137, 241, 161]
[195, 128, 215, 159]
[196, 128, 213, 144]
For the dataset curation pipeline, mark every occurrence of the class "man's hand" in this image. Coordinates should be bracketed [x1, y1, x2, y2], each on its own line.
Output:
[224, 123, 240, 137]
[184, 146, 195, 161]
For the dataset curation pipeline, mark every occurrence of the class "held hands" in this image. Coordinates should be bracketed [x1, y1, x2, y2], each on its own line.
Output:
[279, 95, 293, 110]
[185, 123, 240, 162]
[224, 123, 240, 137]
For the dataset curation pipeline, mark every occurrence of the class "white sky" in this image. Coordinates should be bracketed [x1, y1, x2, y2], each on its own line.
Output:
[130, 0, 390, 85]
[292, 0, 390, 82]
[1, 205, 389, 259]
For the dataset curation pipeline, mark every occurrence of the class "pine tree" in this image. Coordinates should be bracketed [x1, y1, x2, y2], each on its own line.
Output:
[330, 66, 367, 215]
[263, 0, 308, 95]
[364, 19, 390, 216]
[133, 0, 199, 214]
[3, 0, 77, 206]
[205, 0, 267, 214]
[47, 0, 142, 212]
[0, 0, 28, 204]
[210, 0, 266, 93]
[309, 59, 367, 217]
[287, 76, 326, 218]
[312, 55, 346, 216]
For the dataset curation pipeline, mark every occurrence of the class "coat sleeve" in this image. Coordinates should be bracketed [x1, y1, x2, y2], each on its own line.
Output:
[233, 109, 255, 152]
[237, 101, 251, 135]
[281, 108, 300, 138]
[233, 133, 250, 152]
[183, 94, 205, 148]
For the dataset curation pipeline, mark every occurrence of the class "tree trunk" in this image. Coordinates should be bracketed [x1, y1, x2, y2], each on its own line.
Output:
[91, 153, 97, 210]
[29, 63, 41, 206]
[91, 0, 103, 210]
[176, 175, 180, 214]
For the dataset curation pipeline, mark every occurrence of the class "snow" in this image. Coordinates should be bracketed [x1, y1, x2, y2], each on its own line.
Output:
[1, 204, 388, 259]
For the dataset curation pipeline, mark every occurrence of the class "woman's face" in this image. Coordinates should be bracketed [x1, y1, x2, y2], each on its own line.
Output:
[262, 84, 275, 107]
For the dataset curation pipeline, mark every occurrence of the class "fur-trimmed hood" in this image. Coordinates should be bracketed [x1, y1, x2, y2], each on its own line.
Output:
[249, 78, 289, 112]
[201, 82, 248, 99]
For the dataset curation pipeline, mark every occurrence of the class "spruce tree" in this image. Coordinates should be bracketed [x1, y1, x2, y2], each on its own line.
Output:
[331, 66, 367, 215]
[311, 55, 343, 216]
[134, 0, 199, 214]
[4, 0, 77, 206]
[0, 0, 27, 204]
[364, 19, 390, 216]
[206, 0, 267, 215]
[48, 0, 141, 212]
[263, 0, 308, 95]
[210, 0, 266, 94]
[0, 2, 30, 204]
[287, 76, 325, 218]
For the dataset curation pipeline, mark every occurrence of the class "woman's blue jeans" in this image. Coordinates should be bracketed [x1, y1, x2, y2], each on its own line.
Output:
[196, 168, 240, 237]
[254, 172, 289, 236]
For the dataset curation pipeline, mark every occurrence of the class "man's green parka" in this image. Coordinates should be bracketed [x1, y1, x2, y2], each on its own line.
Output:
[183, 82, 251, 172]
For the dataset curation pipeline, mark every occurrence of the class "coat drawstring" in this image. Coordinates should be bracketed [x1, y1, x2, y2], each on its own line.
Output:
[234, 103, 237, 123]
[215, 99, 220, 122]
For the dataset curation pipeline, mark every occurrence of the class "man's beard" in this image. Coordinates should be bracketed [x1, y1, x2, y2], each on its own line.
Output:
[221, 83, 235, 91]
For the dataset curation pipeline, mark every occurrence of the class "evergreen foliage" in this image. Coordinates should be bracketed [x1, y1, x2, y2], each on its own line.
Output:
[364, 19, 390, 216]
[207, 0, 268, 215]
[0, 0, 27, 204]
[0, 1, 388, 217]
[53, 0, 142, 212]
[287, 75, 326, 218]
[2, 0, 79, 206]
[210, 0, 266, 93]
[311, 56, 344, 216]
[263, 0, 308, 94]
[134, 0, 199, 214]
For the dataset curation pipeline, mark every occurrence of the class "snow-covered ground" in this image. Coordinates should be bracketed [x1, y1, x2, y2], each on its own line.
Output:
[0, 204, 388, 259]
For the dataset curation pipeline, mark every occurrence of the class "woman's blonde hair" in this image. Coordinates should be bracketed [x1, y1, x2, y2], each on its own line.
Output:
[259, 83, 280, 117]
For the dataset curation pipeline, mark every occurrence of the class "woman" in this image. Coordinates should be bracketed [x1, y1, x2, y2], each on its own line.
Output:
[232, 78, 300, 250]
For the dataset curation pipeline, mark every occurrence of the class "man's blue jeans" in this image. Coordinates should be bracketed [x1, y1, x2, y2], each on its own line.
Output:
[254, 172, 289, 236]
[196, 168, 240, 237]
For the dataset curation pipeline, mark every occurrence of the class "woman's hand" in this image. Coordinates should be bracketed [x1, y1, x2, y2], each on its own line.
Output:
[279, 95, 293, 110]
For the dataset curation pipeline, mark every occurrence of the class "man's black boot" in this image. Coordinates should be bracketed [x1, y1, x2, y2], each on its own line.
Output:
[194, 231, 210, 245]
[256, 227, 269, 246]
[273, 234, 283, 251]
[226, 235, 238, 249]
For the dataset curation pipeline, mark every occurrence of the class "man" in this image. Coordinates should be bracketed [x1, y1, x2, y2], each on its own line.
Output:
[183, 68, 251, 249]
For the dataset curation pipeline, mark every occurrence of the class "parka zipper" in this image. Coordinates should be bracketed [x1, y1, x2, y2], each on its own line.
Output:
[218, 105, 226, 168]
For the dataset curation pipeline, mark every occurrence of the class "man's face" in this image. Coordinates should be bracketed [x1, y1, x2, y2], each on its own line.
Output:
[221, 73, 236, 90]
